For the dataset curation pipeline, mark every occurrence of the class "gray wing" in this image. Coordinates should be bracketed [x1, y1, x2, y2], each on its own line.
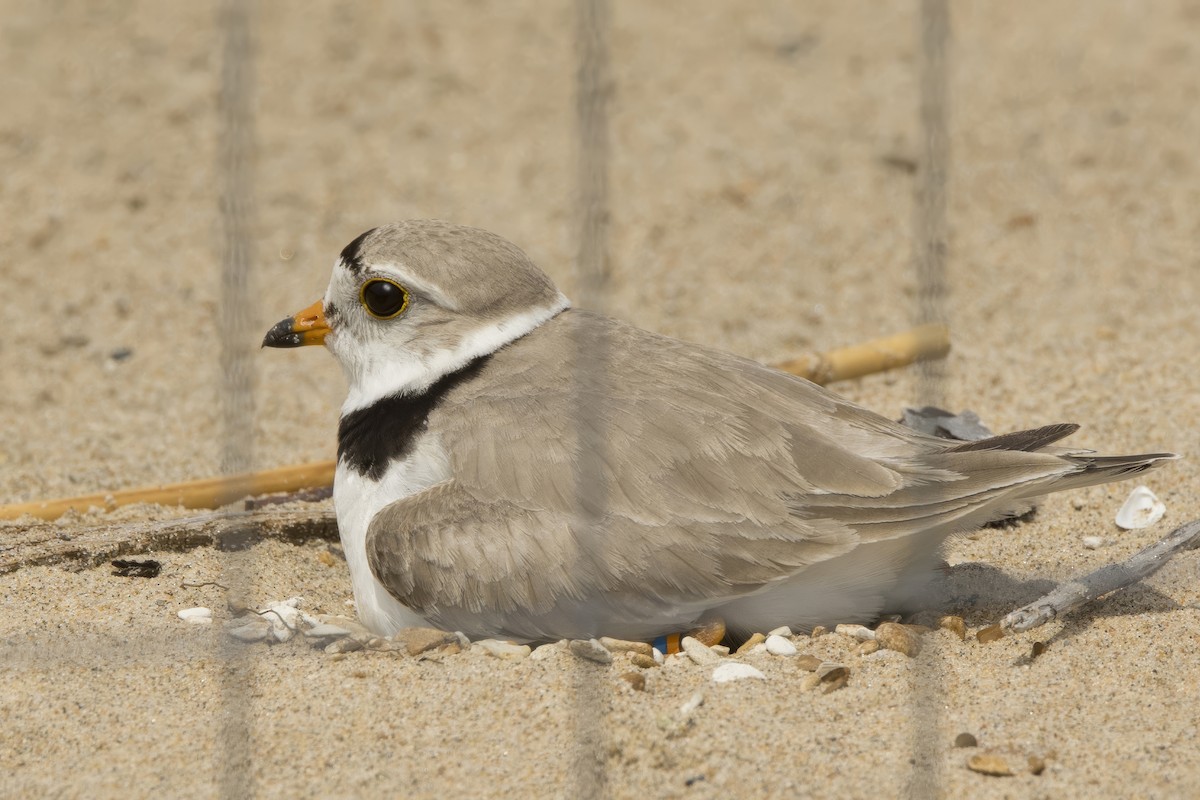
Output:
[365, 311, 1128, 640]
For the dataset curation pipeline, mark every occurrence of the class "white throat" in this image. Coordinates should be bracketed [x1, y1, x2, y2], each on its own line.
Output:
[337, 293, 569, 415]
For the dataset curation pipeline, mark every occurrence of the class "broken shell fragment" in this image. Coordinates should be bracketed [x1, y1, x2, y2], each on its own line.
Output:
[711, 662, 766, 683]
[765, 634, 798, 656]
[1115, 485, 1166, 530]
[177, 607, 213, 624]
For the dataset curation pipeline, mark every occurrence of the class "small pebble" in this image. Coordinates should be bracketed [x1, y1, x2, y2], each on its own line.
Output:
[710, 644, 730, 656]
[568, 638, 613, 664]
[835, 624, 875, 641]
[392, 626, 459, 656]
[599, 636, 653, 657]
[875, 622, 921, 657]
[765, 634, 797, 656]
[954, 732, 978, 748]
[316, 550, 338, 567]
[1071, 497, 1086, 511]
[767, 625, 792, 637]
[619, 671, 646, 691]
[1082, 536, 1103, 550]
[476, 639, 532, 661]
[530, 642, 565, 662]
[736, 633, 766, 654]
[799, 673, 822, 692]
[810, 625, 828, 638]
[681, 636, 721, 665]
[178, 607, 213, 624]
[711, 662, 766, 683]
[1031, 641, 1048, 659]
[967, 752, 1013, 777]
[1027, 755, 1047, 775]
[938, 615, 967, 641]
[976, 624, 1005, 644]
[856, 640, 880, 656]
[630, 653, 659, 670]
[687, 618, 727, 647]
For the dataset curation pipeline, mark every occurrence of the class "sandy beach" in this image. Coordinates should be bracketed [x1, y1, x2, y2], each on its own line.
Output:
[3, 2, 1198, 797]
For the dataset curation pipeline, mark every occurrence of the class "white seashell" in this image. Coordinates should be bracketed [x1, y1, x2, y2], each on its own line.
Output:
[712, 662, 767, 683]
[1115, 485, 1166, 530]
[177, 607, 212, 624]
[765, 634, 797, 656]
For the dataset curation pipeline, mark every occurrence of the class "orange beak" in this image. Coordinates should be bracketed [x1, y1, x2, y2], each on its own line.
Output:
[262, 299, 330, 348]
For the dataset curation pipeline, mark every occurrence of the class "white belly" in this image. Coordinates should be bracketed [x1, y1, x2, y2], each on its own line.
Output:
[333, 432, 452, 635]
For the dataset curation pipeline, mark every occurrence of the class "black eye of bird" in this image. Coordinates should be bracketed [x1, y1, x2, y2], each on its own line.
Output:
[359, 279, 409, 319]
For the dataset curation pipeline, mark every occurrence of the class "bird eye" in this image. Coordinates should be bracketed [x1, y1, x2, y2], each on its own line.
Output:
[359, 279, 409, 319]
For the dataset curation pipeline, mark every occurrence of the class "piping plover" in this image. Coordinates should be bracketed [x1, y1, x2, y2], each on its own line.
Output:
[263, 220, 1173, 642]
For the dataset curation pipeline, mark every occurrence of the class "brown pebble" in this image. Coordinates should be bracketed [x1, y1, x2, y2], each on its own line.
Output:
[856, 640, 880, 656]
[1031, 641, 1048, 659]
[875, 622, 921, 657]
[810, 625, 828, 638]
[226, 595, 254, 615]
[967, 752, 1013, 776]
[392, 626, 459, 656]
[799, 673, 822, 692]
[954, 732, 978, 748]
[316, 550, 337, 568]
[687, 617, 727, 648]
[736, 633, 766, 654]
[795, 654, 822, 672]
[938, 615, 967, 641]
[976, 624, 1005, 644]
[630, 653, 659, 669]
[619, 671, 646, 691]
[1028, 755, 1047, 775]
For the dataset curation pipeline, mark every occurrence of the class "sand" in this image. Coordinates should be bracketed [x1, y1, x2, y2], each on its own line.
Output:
[2, 1, 1198, 797]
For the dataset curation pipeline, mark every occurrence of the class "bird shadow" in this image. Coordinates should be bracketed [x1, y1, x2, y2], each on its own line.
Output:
[934, 561, 1184, 651]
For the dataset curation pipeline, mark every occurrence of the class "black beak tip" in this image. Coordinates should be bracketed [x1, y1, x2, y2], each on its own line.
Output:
[262, 317, 302, 349]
